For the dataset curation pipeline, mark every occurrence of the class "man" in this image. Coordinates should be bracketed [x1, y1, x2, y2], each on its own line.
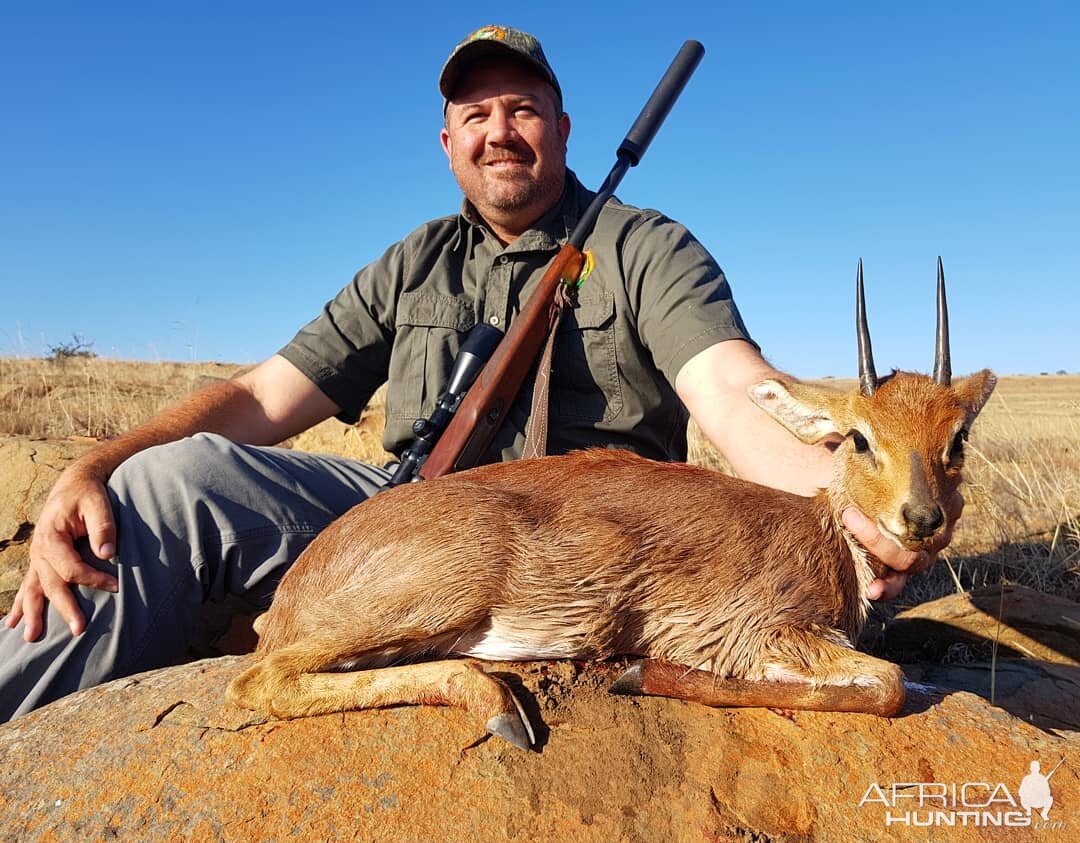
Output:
[0, 26, 951, 720]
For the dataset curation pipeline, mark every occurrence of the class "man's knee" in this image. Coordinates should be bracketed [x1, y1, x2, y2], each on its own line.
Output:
[108, 433, 239, 505]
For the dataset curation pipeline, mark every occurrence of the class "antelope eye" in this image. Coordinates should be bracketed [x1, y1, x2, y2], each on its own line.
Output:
[949, 430, 968, 460]
[849, 430, 871, 454]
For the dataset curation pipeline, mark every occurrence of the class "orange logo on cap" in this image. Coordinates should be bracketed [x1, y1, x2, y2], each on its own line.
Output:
[469, 25, 507, 42]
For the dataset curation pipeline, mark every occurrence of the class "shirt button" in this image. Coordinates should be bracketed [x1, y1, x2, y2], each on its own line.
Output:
[489, 316, 500, 326]
[497, 256, 509, 265]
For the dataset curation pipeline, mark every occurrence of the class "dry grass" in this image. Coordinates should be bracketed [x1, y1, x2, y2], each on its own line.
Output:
[0, 357, 249, 438]
[920, 375, 1080, 605]
[2, 357, 1077, 607]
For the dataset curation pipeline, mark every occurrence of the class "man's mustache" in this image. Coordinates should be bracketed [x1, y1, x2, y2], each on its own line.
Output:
[481, 148, 534, 166]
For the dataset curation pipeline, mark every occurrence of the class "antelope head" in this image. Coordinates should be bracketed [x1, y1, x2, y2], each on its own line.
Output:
[749, 259, 996, 551]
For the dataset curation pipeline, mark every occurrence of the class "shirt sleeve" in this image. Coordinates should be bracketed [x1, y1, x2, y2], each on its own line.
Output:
[623, 213, 757, 385]
[278, 240, 406, 423]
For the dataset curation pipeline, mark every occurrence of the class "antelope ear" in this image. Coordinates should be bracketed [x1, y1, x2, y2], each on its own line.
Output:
[952, 369, 997, 421]
[748, 379, 840, 444]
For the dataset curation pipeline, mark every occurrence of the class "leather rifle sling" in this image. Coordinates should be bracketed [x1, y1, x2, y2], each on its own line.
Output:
[521, 281, 576, 459]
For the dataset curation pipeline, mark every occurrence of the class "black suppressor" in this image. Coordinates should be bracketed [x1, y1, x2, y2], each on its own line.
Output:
[567, 39, 704, 250]
[384, 322, 504, 487]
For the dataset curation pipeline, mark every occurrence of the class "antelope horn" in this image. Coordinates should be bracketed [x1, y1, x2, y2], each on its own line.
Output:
[856, 258, 877, 396]
[933, 256, 952, 386]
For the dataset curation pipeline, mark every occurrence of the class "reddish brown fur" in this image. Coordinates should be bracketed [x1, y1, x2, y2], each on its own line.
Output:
[791, 372, 995, 552]
[258, 452, 865, 670]
[226, 368, 995, 738]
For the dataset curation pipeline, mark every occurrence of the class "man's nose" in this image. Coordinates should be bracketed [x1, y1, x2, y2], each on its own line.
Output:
[486, 109, 517, 143]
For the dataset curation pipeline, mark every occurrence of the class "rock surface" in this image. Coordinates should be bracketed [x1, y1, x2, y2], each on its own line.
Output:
[883, 584, 1080, 666]
[903, 658, 1080, 734]
[876, 586, 1080, 734]
[0, 655, 1075, 841]
[289, 412, 393, 465]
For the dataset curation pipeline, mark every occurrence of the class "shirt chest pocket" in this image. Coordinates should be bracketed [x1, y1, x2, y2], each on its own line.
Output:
[553, 292, 623, 423]
[388, 292, 476, 420]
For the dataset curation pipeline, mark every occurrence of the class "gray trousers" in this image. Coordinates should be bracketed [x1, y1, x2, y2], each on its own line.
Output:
[0, 433, 391, 721]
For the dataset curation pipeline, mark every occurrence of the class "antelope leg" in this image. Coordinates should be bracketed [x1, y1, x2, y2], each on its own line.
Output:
[228, 656, 535, 749]
[611, 643, 905, 717]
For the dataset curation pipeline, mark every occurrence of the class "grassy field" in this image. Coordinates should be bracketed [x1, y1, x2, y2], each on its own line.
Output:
[2, 356, 1077, 608]
[0, 357, 249, 438]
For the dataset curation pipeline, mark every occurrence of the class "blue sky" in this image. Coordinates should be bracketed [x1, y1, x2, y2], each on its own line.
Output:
[2, 2, 1077, 376]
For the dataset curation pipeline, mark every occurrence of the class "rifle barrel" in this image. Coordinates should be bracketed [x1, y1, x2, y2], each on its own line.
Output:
[568, 40, 705, 249]
[619, 40, 705, 166]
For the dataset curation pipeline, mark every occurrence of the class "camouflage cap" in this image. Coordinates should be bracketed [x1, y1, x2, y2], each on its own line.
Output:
[439, 25, 562, 110]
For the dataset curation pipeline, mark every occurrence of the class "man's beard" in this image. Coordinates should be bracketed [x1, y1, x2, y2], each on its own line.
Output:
[478, 157, 563, 213]
[483, 173, 545, 212]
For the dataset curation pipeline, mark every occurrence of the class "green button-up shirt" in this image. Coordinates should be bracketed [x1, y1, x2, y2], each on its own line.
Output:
[280, 171, 754, 464]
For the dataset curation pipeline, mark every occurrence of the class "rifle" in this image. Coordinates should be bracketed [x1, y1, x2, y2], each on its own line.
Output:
[1045, 756, 1066, 780]
[388, 40, 705, 485]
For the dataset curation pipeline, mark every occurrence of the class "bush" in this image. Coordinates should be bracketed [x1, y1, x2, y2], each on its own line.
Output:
[46, 334, 97, 362]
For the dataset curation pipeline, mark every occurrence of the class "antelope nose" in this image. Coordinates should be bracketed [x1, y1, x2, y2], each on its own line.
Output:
[902, 503, 944, 539]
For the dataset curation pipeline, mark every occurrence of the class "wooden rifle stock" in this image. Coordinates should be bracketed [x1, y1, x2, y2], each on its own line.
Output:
[418, 245, 584, 478]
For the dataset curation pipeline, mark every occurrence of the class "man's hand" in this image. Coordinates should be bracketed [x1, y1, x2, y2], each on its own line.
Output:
[842, 491, 964, 601]
[2, 355, 340, 644]
[4, 468, 120, 641]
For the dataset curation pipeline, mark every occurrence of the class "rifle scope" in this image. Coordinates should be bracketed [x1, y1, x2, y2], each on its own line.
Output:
[385, 322, 504, 487]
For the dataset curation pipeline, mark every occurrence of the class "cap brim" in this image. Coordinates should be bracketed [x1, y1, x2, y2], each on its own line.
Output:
[439, 40, 557, 101]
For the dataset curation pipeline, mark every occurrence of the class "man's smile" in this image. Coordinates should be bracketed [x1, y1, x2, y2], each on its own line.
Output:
[482, 154, 531, 169]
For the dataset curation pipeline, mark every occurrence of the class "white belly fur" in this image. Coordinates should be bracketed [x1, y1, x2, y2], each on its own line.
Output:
[451, 621, 581, 662]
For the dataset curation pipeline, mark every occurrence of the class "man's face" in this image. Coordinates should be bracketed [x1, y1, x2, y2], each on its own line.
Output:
[440, 60, 571, 240]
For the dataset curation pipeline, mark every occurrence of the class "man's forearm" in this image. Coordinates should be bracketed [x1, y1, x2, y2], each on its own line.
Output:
[64, 354, 339, 485]
[12, 356, 339, 639]
[676, 340, 835, 496]
[699, 401, 836, 495]
[687, 361, 835, 495]
[69, 379, 276, 483]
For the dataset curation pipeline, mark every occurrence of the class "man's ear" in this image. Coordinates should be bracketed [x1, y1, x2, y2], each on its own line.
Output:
[439, 127, 452, 163]
[559, 111, 571, 147]
[748, 379, 840, 444]
[952, 369, 997, 422]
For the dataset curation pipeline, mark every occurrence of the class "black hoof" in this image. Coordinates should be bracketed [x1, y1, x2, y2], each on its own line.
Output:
[609, 662, 646, 696]
[485, 712, 533, 750]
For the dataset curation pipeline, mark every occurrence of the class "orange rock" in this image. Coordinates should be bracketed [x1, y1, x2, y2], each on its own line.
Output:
[0, 656, 1075, 841]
